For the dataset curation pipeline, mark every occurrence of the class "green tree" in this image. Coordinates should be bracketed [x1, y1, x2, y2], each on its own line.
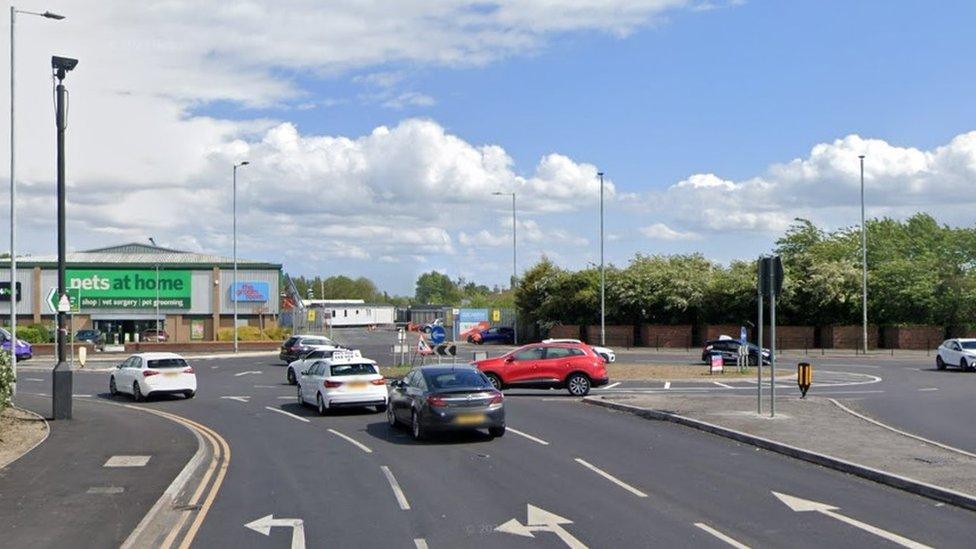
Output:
[415, 271, 461, 304]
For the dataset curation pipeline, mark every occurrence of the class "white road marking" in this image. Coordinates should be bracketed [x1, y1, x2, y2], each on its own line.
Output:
[220, 396, 251, 403]
[712, 381, 734, 389]
[73, 394, 92, 398]
[413, 539, 428, 549]
[573, 458, 648, 498]
[244, 514, 306, 549]
[496, 504, 588, 548]
[104, 455, 151, 467]
[694, 523, 750, 548]
[508, 427, 550, 445]
[264, 406, 310, 423]
[277, 396, 296, 399]
[602, 382, 621, 389]
[810, 390, 884, 395]
[327, 429, 373, 453]
[918, 387, 939, 392]
[87, 486, 125, 494]
[663, 381, 671, 390]
[773, 492, 931, 549]
[253, 385, 277, 388]
[380, 465, 411, 510]
[24, 377, 43, 382]
[234, 371, 262, 377]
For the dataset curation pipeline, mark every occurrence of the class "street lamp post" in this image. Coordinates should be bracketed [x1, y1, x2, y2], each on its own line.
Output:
[233, 161, 249, 353]
[9, 6, 64, 398]
[598, 172, 605, 347]
[148, 238, 160, 337]
[492, 191, 517, 345]
[859, 155, 868, 355]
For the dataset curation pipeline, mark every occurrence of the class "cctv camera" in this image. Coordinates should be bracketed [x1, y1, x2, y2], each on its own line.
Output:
[51, 56, 78, 72]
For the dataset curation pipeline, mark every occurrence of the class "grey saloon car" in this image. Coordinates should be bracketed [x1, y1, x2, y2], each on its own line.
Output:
[387, 365, 506, 440]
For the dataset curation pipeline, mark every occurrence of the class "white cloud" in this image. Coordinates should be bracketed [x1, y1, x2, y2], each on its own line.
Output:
[640, 223, 700, 241]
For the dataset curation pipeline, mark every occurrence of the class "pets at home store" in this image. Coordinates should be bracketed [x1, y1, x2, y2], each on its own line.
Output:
[2, 243, 281, 343]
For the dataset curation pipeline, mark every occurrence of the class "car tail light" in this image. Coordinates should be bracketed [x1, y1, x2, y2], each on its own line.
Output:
[427, 395, 447, 407]
[489, 392, 504, 405]
[324, 380, 342, 388]
[183, 367, 195, 374]
[370, 378, 386, 385]
[143, 370, 159, 377]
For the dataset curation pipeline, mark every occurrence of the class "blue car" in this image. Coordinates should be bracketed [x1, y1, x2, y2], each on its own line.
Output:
[0, 327, 32, 360]
[468, 326, 515, 345]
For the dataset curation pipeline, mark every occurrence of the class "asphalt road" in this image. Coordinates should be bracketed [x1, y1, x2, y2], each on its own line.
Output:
[14, 354, 976, 548]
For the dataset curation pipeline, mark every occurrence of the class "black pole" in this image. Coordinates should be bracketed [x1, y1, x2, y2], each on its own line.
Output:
[51, 66, 71, 420]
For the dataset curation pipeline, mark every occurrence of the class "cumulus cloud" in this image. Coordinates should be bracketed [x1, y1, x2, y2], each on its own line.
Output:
[640, 223, 701, 241]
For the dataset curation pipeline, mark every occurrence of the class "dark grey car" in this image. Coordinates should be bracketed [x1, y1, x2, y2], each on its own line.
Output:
[388, 365, 506, 440]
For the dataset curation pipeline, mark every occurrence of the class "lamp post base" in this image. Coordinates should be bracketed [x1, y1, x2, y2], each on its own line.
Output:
[52, 361, 72, 419]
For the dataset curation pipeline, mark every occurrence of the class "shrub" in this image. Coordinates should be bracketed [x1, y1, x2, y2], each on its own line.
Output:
[216, 326, 269, 341]
[262, 326, 291, 341]
[0, 351, 12, 411]
[18, 324, 53, 344]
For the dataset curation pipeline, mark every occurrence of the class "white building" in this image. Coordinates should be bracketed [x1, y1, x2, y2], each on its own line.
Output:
[302, 299, 395, 327]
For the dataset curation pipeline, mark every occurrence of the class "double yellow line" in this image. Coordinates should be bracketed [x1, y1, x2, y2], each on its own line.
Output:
[124, 404, 231, 549]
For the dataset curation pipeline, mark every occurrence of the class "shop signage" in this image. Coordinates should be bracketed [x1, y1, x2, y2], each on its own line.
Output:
[191, 320, 205, 340]
[458, 308, 489, 338]
[0, 282, 21, 302]
[59, 269, 192, 310]
[231, 281, 269, 302]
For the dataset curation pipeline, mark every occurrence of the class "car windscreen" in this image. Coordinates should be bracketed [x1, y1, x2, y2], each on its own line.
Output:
[330, 363, 377, 376]
[302, 338, 333, 346]
[426, 370, 492, 391]
[147, 358, 188, 369]
[962, 341, 976, 350]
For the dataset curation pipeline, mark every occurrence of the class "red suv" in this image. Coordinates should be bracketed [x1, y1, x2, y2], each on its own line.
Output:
[472, 342, 609, 396]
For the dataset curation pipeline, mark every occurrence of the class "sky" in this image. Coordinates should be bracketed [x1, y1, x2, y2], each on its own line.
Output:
[4, 0, 976, 294]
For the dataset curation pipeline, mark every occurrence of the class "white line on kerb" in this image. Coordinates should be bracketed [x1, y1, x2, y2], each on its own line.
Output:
[694, 523, 750, 549]
[664, 381, 671, 390]
[327, 429, 373, 453]
[381, 466, 411, 510]
[413, 539, 428, 549]
[602, 382, 621, 389]
[264, 406, 310, 423]
[507, 427, 549, 445]
[574, 458, 648, 498]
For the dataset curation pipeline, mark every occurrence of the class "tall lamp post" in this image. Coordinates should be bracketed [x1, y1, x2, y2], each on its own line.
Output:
[9, 7, 64, 397]
[232, 161, 249, 353]
[148, 238, 160, 336]
[597, 172, 606, 347]
[492, 191, 517, 345]
[859, 155, 868, 355]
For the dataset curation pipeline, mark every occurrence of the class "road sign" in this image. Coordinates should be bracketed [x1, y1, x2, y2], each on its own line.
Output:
[429, 325, 446, 345]
[739, 326, 747, 344]
[496, 504, 587, 548]
[759, 255, 784, 297]
[797, 362, 812, 397]
[244, 514, 306, 549]
[710, 353, 724, 374]
[57, 293, 72, 312]
[307, 309, 316, 322]
[492, 309, 501, 322]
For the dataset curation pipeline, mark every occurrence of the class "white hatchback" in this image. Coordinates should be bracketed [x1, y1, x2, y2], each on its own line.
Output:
[110, 352, 197, 401]
[297, 351, 387, 415]
[937, 338, 976, 371]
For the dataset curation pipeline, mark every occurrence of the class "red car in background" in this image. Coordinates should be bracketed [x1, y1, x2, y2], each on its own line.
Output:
[472, 341, 609, 396]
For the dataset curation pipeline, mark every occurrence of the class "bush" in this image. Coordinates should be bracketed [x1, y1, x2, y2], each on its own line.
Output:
[217, 326, 268, 341]
[262, 326, 291, 341]
[18, 324, 53, 344]
[0, 351, 12, 411]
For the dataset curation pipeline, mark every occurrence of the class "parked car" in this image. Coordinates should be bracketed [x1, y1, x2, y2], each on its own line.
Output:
[387, 365, 505, 440]
[468, 326, 515, 345]
[140, 329, 169, 342]
[75, 329, 105, 347]
[279, 334, 341, 363]
[287, 348, 352, 385]
[296, 350, 387, 414]
[421, 318, 444, 334]
[0, 327, 32, 360]
[701, 338, 770, 365]
[936, 338, 976, 370]
[472, 341, 609, 396]
[542, 338, 616, 363]
[109, 352, 196, 401]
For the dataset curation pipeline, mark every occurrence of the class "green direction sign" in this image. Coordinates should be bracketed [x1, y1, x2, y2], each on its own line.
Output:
[46, 288, 80, 314]
[54, 269, 193, 310]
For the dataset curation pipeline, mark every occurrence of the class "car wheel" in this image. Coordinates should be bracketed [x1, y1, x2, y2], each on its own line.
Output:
[317, 393, 328, 416]
[184, 390, 195, 399]
[489, 426, 506, 438]
[133, 382, 144, 402]
[287, 368, 296, 385]
[936, 356, 946, 370]
[962, 358, 970, 372]
[566, 373, 591, 397]
[109, 376, 118, 396]
[485, 373, 503, 391]
[411, 410, 426, 441]
[387, 405, 398, 427]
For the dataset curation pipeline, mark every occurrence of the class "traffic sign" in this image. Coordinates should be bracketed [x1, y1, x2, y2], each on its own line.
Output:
[46, 288, 79, 313]
[739, 326, 747, 345]
[429, 325, 446, 345]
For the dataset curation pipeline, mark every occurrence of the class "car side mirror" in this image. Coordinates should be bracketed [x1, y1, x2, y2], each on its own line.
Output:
[505, 356, 514, 363]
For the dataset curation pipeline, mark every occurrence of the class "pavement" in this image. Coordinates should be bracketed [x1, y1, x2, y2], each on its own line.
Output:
[6, 353, 976, 548]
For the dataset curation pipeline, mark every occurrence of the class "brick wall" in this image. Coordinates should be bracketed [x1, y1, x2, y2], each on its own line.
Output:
[882, 326, 943, 350]
[640, 325, 692, 348]
[124, 341, 283, 353]
[820, 325, 879, 349]
[548, 325, 580, 340]
[761, 326, 815, 349]
[584, 325, 634, 347]
[700, 324, 747, 345]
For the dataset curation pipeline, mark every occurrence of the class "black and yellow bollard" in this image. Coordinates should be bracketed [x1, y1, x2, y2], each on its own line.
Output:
[797, 362, 812, 398]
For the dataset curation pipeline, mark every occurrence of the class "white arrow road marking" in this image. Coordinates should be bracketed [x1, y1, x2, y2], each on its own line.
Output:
[234, 371, 262, 377]
[772, 492, 932, 549]
[327, 429, 373, 453]
[574, 458, 648, 498]
[264, 406, 310, 423]
[244, 514, 306, 549]
[694, 523, 750, 549]
[495, 504, 588, 548]
[381, 466, 411, 510]
[413, 539, 428, 549]
[507, 427, 549, 445]
[220, 396, 251, 403]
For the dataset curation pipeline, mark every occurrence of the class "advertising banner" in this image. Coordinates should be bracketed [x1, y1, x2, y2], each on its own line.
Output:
[0, 282, 21, 302]
[231, 281, 269, 302]
[191, 320, 205, 340]
[458, 308, 489, 338]
[63, 269, 192, 309]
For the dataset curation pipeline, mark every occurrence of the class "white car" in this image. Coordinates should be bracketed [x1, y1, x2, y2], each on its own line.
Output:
[110, 352, 196, 401]
[296, 350, 388, 414]
[936, 338, 976, 371]
[286, 347, 344, 385]
[542, 338, 616, 363]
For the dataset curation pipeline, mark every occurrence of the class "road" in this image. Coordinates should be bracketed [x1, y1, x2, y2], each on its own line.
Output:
[14, 354, 976, 548]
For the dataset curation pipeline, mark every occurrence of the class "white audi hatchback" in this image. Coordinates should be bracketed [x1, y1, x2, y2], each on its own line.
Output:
[110, 352, 197, 401]
[297, 350, 387, 414]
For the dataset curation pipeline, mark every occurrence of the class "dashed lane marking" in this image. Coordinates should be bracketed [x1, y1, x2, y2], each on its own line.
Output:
[918, 388, 939, 392]
[664, 381, 671, 389]
[712, 381, 734, 389]
[327, 429, 373, 453]
[694, 523, 750, 548]
[264, 406, 310, 423]
[24, 377, 44, 382]
[508, 427, 550, 445]
[602, 382, 621, 389]
[87, 486, 125, 494]
[573, 458, 648, 498]
[104, 455, 151, 467]
[413, 539, 429, 549]
[381, 466, 411, 510]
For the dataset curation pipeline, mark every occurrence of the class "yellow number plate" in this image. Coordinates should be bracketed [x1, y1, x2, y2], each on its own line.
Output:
[348, 382, 368, 389]
[163, 372, 179, 377]
[455, 413, 486, 425]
